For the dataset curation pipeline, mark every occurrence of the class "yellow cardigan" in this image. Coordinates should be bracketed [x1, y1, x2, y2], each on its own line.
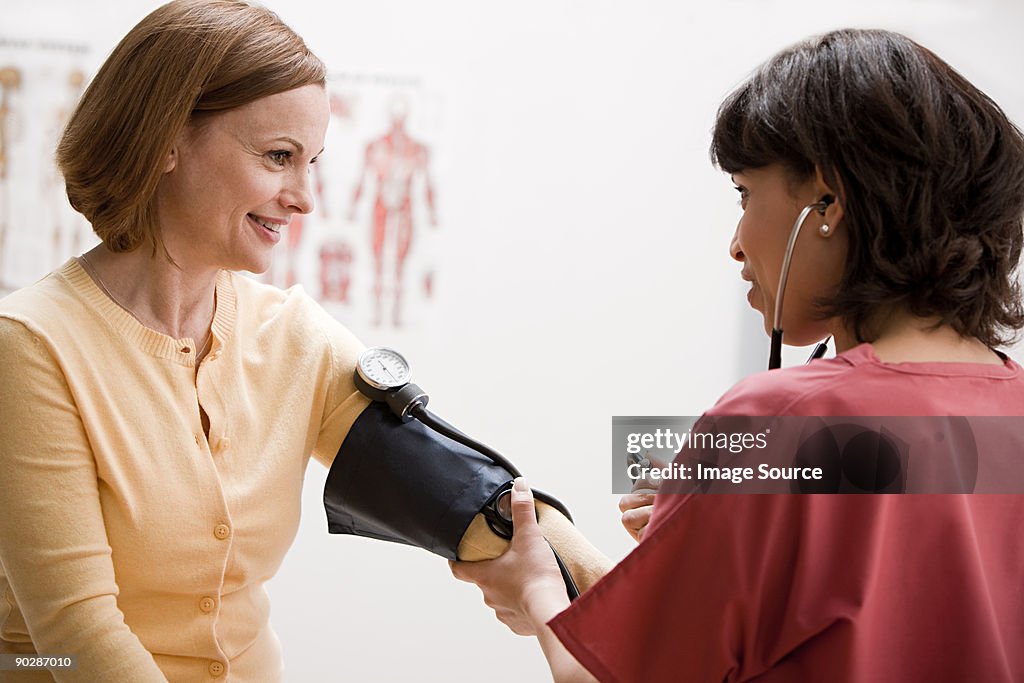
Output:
[0, 260, 369, 681]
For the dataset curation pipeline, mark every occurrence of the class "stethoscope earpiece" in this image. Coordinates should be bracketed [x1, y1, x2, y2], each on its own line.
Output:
[768, 198, 836, 370]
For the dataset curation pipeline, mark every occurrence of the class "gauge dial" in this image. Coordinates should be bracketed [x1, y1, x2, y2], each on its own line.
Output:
[356, 347, 412, 391]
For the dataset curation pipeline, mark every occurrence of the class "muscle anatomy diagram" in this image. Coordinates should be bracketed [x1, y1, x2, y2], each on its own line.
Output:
[348, 98, 437, 328]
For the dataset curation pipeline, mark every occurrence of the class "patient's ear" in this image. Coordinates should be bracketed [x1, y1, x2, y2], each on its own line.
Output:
[163, 147, 177, 174]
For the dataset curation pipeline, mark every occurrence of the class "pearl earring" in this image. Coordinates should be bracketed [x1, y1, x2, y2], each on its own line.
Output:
[819, 223, 831, 237]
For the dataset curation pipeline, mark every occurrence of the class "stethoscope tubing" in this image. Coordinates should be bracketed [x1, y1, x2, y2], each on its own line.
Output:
[410, 404, 581, 600]
[410, 403, 575, 523]
[769, 199, 831, 370]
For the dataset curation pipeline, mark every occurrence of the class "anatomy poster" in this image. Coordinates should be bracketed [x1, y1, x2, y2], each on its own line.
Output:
[0, 51, 447, 333]
[261, 73, 446, 332]
[0, 37, 95, 296]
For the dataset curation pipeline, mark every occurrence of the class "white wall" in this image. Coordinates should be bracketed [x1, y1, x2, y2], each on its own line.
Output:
[6, 0, 1024, 681]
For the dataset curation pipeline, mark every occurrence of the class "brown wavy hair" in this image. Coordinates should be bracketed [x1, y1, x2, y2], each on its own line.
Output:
[57, 0, 326, 257]
[711, 28, 1024, 347]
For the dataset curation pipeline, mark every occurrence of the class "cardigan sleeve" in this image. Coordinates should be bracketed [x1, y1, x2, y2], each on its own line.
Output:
[0, 318, 168, 682]
[301, 298, 372, 469]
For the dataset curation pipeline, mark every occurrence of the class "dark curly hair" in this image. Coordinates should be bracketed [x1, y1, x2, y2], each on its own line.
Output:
[711, 28, 1024, 347]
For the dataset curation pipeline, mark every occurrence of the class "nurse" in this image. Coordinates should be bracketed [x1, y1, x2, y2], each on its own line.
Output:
[452, 28, 1024, 683]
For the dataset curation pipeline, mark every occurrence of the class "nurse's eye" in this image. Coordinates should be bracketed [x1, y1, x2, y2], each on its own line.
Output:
[733, 185, 749, 209]
[267, 150, 292, 166]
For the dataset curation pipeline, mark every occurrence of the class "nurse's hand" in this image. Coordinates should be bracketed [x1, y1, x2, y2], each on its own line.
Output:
[620, 452, 664, 542]
[618, 491, 656, 542]
[450, 477, 570, 636]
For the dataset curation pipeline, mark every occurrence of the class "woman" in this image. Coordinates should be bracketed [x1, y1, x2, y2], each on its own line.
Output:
[452, 29, 1024, 682]
[0, 2, 354, 680]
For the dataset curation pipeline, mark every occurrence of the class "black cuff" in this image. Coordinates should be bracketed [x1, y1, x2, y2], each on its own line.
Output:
[324, 402, 513, 560]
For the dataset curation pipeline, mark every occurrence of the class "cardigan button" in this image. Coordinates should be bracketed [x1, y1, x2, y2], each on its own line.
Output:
[208, 660, 225, 677]
[199, 596, 216, 613]
[214, 524, 231, 540]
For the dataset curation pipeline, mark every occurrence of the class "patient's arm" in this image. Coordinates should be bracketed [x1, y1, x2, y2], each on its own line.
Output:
[325, 401, 612, 589]
[456, 503, 613, 594]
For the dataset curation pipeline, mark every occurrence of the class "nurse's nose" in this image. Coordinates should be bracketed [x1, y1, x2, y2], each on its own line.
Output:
[729, 224, 745, 262]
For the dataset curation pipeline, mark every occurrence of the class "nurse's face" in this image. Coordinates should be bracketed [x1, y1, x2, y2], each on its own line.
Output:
[156, 84, 330, 274]
[729, 165, 847, 345]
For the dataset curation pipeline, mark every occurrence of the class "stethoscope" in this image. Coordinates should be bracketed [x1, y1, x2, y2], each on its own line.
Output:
[352, 347, 581, 600]
[625, 200, 837, 488]
[768, 196, 835, 370]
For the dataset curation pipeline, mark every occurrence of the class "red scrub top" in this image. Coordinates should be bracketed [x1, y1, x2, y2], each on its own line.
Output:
[549, 344, 1024, 682]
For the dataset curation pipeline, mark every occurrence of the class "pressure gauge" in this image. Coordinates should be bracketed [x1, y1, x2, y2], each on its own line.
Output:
[356, 347, 412, 391]
[354, 347, 427, 420]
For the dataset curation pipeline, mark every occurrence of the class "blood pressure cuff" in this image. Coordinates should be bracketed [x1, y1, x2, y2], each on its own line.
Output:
[324, 401, 513, 560]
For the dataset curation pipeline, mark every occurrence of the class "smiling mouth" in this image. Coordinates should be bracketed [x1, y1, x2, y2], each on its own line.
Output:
[248, 214, 284, 233]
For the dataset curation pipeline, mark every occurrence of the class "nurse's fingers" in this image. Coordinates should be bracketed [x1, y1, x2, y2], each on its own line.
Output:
[621, 504, 654, 542]
[618, 492, 656, 513]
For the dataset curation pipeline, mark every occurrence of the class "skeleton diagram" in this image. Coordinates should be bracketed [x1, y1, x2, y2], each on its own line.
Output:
[0, 66, 22, 282]
[262, 163, 323, 289]
[314, 91, 357, 305]
[319, 240, 353, 303]
[47, 70, 87, 261]
[348, 99, 436, 327]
